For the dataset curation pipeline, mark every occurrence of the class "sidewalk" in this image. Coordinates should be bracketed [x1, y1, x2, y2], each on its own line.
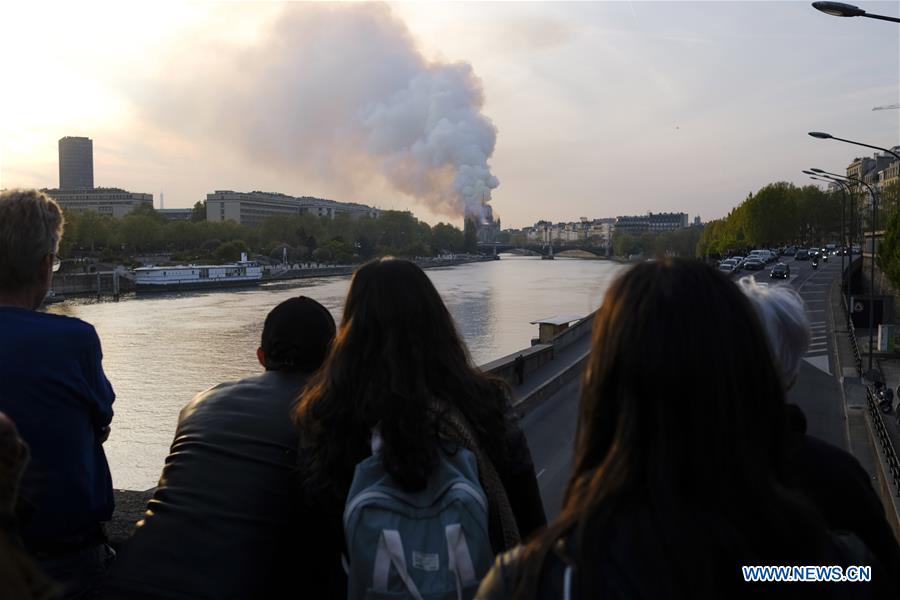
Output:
[829, 278, 900, 538]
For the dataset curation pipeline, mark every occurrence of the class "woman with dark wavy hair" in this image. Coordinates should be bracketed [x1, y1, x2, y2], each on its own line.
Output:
[477, 258, 889, 600]
[294, 257, 546, 596]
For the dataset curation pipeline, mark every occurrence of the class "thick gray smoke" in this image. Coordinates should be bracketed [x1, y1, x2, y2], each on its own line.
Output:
[139, 3, 499, 217]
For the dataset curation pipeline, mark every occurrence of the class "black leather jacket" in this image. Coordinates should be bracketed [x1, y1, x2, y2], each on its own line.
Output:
[477, 530, 888, 600]
[103, 371, 310, 600]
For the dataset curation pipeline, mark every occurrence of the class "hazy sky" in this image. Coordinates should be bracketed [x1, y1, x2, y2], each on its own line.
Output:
[1, 1, 897, 228]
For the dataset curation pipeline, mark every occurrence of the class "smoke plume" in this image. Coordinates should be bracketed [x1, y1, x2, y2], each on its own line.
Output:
[137, 3, 499, 217]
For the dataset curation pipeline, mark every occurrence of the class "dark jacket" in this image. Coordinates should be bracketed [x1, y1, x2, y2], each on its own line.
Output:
[102, 371, 310, 600]
[785, 432, 900, 590]
[302, 414, 547, 599]
[477, 529, 885, 600]
[0, 308, 115, 548]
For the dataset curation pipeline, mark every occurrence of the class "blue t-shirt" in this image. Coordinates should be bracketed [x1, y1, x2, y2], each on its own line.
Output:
[0, 307, 115, 545]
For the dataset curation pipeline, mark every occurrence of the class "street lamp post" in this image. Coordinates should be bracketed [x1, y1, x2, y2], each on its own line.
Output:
[812, 168, 880, 370]
[808, 132, 900, 162]
[804, 171, 851, 309]
[808, 131, 899, 370]
[812, 2, 900, 23]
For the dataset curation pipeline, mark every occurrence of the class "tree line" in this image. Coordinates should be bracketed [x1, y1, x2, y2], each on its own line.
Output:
[612, 227, 703, 259]
[693, 178, 900, 292]
[696, 182, 846, 258]
[871, 180, 900, 288]
[58, 203, 479, 265]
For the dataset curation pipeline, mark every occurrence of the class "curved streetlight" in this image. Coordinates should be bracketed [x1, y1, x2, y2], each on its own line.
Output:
[805, 171, 852, 308]
[808, 132, 900, 161]
[812, 2, 900, 23]
[812, 167, 880, 369]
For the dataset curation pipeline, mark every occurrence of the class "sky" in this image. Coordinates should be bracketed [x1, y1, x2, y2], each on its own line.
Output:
[0, 0, 898, 228]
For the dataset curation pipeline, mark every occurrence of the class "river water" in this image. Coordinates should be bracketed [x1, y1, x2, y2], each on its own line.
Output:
[48, 255, 624, 489]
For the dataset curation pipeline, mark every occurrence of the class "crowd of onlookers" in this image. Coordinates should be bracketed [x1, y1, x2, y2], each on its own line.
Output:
[2, 188, 900, 599]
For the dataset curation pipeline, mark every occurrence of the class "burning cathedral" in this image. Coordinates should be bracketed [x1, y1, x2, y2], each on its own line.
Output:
[465, 201, 501, 244]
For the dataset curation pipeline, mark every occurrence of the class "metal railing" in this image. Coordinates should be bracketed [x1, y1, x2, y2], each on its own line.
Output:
[842, 259, 900, 497]
[843, 293, 863, 375]
[866, 386, 900, 497]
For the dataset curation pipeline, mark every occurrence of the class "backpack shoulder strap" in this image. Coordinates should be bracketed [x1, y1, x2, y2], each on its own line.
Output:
[433, 403, 521, 550]
[372, 529, 424, 600]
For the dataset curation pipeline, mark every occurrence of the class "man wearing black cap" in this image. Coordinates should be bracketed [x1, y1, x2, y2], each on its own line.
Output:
[103, 297, 335, 600]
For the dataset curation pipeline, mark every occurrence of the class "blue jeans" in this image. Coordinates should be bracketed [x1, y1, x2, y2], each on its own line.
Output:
[38, 543, 116, 600]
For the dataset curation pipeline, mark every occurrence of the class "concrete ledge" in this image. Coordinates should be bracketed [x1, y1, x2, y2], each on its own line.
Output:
[513, 350, 590, 415]
[548, 313, 595, 354]
[480, 344, 553, 383]
[107, 488, 154, 548]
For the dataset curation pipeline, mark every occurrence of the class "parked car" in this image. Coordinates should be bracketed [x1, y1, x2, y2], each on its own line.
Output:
[719, 259, 740, 272]
[770, 263, 790, 279]
[743, 259, 765, 271]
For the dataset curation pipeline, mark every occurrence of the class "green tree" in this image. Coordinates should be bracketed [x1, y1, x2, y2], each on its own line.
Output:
[191, 201, 206, 222]
[118, 214, 163, 253]
[743, 184, 794, 246]
[163, 221, 197, 252]
[130, 203, 166, 222]
[68, 210, 115, 253]
[882, 180, 900, 221]
[378, 211, 423, 254]
[213, 239, 250, 262]
[431, 222, 465, 253]
[653, 227, 702, 257]
[878, 208, 900, 289]
[322, 238, 353, 263]
[613, 233, 642, 257]
[463, 218, 478, 253]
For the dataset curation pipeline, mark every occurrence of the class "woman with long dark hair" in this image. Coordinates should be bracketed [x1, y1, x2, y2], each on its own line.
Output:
[477, 258, 884, 599]
[295, 257, 545, 596]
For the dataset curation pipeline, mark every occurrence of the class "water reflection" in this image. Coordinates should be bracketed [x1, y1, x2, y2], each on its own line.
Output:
[49, 255, 623, 489]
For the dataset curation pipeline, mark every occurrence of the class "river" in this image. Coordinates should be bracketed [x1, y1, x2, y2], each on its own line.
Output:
[48, 255, 624, 489]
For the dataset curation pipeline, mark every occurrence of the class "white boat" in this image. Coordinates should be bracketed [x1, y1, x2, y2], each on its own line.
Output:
[134, 253, 262, 292]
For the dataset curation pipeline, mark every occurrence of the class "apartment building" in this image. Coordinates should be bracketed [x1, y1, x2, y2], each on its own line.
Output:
[43, 187, 153, 218]
[205, 190, 379, 227]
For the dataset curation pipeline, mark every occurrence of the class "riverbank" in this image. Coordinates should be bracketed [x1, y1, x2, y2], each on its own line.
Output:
[50, 255, 496, 301]
[265, 254, 494, 283]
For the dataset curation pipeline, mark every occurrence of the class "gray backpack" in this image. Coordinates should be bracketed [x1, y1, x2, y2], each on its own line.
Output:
[343, 431, 493, 599]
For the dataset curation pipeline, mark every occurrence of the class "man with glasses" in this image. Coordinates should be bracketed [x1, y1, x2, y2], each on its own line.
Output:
[0, 189, 116, 598]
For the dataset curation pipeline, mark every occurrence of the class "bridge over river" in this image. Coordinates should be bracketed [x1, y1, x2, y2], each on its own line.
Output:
[478, 242, 608, 257]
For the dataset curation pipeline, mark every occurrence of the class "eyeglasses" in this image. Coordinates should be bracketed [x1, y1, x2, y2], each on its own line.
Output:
[51, 255, 61, 273]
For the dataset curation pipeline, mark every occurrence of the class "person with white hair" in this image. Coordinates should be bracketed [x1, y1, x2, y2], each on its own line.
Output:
[738, 274, 900, 589]
[0, 189, 116, 598]
[737, 276, 810, 390]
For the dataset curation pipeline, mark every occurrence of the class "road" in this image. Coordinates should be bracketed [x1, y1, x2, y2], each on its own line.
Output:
[778, 256, 848, 450]
[521, 254, 848, 519]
